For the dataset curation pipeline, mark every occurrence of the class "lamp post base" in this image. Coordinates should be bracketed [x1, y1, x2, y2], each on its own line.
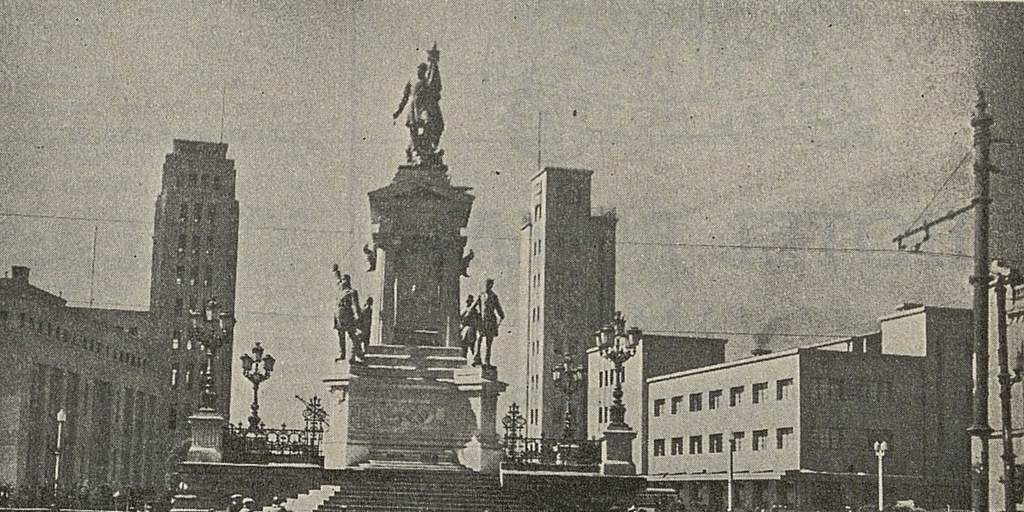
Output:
[601, 424, 637, 476]
[186, 411, 226, 463]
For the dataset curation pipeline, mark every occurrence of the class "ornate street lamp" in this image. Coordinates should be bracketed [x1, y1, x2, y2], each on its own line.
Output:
[551, 352, 585, 443]
[240, 342, 275, 432]
[595, 312, 642, 428]
[874, 440, 888, 511]
[191, 296, 235, 412]
[53, 409, 66, 497]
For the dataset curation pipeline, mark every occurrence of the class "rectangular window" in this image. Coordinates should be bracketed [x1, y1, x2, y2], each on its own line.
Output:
[730, 386, 744, 406]
[180, 203, 188, 221]
[752, 382, 769, 404]
[208, 204, 216, 223]
[671, 437, 684, 456]
[731, 432, 745, 452]
[653, 439, 666, 457]
[671, 396, 684, 414]
[777, 378, 794, 400]
[192, 235, 200, 255]
[753, 429, 768, 451]
[709, 389, 723, 409]
[689, 393, 702, 412]
[207, 235, 214, 255]
[653, 398, 666, 417]
[178, 234, 186, 254]
[689, 435, 703, 455]
[709, 433, 724, 453]
[194, 203, 202, 223]
[777, 427, 794, 449]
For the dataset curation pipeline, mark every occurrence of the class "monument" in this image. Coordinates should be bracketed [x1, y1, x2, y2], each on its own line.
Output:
[322, 44, 507, 473]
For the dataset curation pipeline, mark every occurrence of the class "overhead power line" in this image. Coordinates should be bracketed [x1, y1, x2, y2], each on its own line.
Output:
[1, 210, 971, 258]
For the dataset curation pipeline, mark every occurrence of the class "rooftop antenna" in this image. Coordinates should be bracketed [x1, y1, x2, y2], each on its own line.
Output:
[537, 111, 542, 172]
[219, 82, 226, 143]
[88, 225, 98, 307]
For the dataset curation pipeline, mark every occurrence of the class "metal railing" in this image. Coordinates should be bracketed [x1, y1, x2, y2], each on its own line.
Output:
[502, 436, 602, 469]
[222, 424, 323, 465]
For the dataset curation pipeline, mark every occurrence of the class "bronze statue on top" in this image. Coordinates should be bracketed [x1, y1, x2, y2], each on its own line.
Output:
[332, 264, 361, 363]
[393, 43, 445, 166]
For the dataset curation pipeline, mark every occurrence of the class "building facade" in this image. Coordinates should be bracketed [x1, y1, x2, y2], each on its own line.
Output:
[519, 167, 617, 439]
[587, 333, 726, 473]
[0, 267, 164, 490]
[148, 140, 240, 430]
[644, 305, 971, 511]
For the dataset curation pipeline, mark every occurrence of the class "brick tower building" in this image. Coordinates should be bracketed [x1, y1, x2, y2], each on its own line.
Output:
[148, 140, 240, 432]
[519, 167, 617, 440]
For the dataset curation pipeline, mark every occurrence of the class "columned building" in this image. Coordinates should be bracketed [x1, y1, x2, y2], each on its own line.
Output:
[148, 140, 240, 432]
[519, 167, 617, 439]
[0, 267, 163, 490]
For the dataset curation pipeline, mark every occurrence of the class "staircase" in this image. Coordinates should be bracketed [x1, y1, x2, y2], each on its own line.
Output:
[314, 468, 526, 512]
[261, 485, 341, 512]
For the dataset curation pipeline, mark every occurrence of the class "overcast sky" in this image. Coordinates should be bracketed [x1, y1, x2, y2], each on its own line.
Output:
[1, 0, 1004, 426]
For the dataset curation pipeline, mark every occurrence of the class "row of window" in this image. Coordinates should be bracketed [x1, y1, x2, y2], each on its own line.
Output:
[653, 378, 794, 416]
[597, 368, 624, 388]
[170, 363, 195, 389]
[175, 264, 215, 287]
[804, 428, 892, 450]
[653, 427, 795, 456]
[0, 310, 148, 369]
[803, 378, 895, 403]
[176, 233, 217, 257]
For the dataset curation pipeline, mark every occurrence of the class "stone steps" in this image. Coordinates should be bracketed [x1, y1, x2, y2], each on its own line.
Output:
[313, 469, 526, 512]
[261, 484, 340, 512]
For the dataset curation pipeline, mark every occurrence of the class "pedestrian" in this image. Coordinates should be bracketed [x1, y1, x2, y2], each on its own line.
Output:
[228, 494, 243, 512]
[239, 497, 255, 512]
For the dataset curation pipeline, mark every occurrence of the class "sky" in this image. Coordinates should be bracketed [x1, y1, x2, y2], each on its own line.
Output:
[0, 0, 1005, 427]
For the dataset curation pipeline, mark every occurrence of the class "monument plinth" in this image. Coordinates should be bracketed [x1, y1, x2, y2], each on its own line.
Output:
[368, 164, 473, 347]
[324, 46, 506, 472]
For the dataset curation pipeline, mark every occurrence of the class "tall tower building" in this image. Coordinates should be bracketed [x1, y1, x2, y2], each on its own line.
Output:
[148, 140, 240, 431]
[519, 167, 616, 439]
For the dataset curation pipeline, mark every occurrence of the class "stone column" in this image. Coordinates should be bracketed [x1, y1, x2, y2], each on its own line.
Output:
[322, 371, 366, 468]
[453, 366, 507, 473]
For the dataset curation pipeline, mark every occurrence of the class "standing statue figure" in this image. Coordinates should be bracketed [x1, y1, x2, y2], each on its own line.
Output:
[353, 297, 373, 363]
[332, 265, 361, 363]
[472, 279, 504, 368]
[460, 294, 481, 361]
[393, 43, 444, 165]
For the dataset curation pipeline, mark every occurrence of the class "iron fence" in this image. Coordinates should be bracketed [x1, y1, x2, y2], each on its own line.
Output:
[221, 424, 323, 465]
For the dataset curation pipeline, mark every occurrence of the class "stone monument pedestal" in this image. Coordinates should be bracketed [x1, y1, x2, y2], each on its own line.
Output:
[600, 424, 637, 476]
[323, 344, 506, 473]
[186, 411, 226, 463]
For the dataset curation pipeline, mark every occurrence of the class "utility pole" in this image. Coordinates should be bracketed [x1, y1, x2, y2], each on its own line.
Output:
[969, 90, 994, 512]
[995, 266, 1016, 510]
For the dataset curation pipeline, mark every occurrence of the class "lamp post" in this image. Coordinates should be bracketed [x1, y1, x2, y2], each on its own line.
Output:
[551, 352, 585, 444]
[53, 408, 66, 497]
[595, 312, 641, 428]
[191, 296, 235, 413]
[728, 437, 735, 512]
[240, 341, 275, 433]
[874, 440, 888, 511]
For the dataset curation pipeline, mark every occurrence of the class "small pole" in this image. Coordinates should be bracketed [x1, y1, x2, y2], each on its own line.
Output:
[728, 438, 735, 512]
[875, 441, 887, 511]
[54, 409, 66, 497]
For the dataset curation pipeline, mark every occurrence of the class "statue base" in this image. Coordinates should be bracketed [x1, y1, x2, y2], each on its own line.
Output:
[322, 344, 506, 473]
[601, 423, 637, 476]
